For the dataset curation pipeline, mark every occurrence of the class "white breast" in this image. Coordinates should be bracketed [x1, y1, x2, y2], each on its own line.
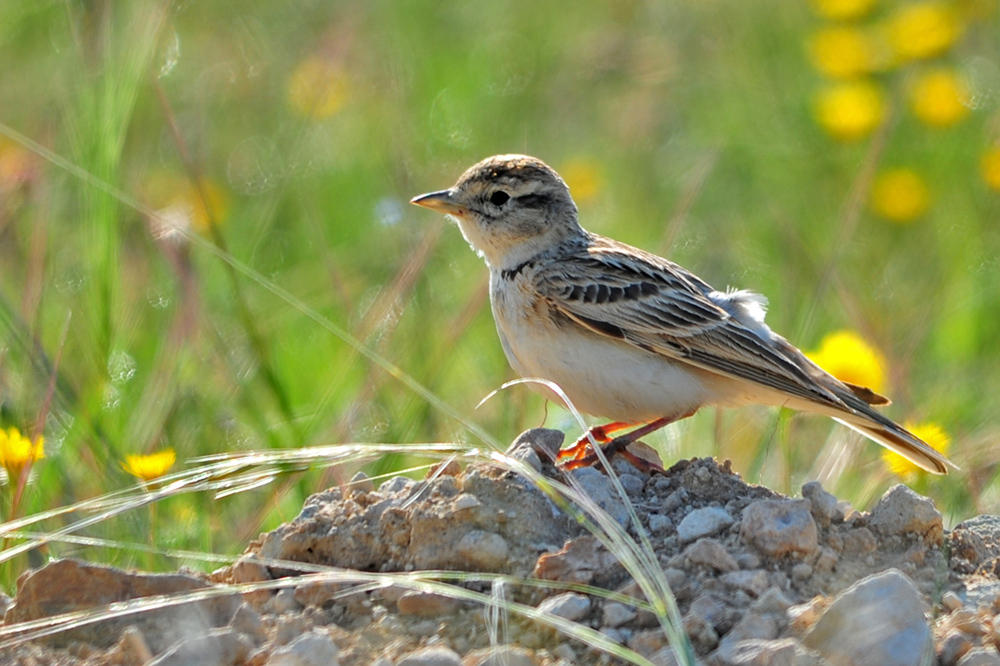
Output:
[488, 271, 740, 422]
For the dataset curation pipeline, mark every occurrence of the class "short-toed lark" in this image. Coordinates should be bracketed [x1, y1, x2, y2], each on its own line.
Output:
[412, 154, 954, 474]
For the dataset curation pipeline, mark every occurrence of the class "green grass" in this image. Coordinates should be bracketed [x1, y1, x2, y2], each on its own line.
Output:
[0, 0, 998, 606]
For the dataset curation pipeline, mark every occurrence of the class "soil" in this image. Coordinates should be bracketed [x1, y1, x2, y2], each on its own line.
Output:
[2, 428, 1000, 666]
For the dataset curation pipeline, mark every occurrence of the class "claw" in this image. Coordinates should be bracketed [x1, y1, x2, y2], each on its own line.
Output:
[556, 410, 696, 473]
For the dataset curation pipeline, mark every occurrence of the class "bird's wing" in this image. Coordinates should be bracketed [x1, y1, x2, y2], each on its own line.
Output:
[533, 240, 850, 408]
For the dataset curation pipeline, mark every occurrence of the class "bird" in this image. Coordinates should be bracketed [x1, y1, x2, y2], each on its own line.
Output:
[410, 155, 955, 474]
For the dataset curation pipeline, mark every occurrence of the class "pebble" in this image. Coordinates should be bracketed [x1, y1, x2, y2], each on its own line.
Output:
[396, 591, 461, 617]
[683, 538, 739, 572]
[803, 569, 933, 666]
[649, 647, 680, 666]
[396, 646, 464, 666]
[720, 569, 770, 597]
[507, 428, 564, 464]
[790, 563, 813, 581]
[148, 629, 251, 666]
[266, 630, 341, 666]
[842, 527, 878, 554]
[602, 600, 637, 627]
[229, 603, 267, 644]
[618, 473, 646, 498]
[870, 484, 944, 543]
[938, 629, 974, 666]
[677, 507, 735, 543]
[712, 637, 799, 666]
[740, 499, 819, 558]
[750, 588, 793, 616]
[649, 514, 673, 533]
[801, 481, 841, 527]
[570, 467, 630, 526]
[537, 592, 591, 621]
[271, 587, 304, 614]
[958, 648, 1000, 666]
[348, 471, 374, 494]
[456, 530, 509, 570]
[718, 612, 779, 649]
[942, 591, 964, 613]
[465, 645, 539, 666]
[452, 493, 481, 511]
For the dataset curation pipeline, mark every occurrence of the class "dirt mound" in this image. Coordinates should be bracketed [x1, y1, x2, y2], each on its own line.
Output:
[3, 429, 1000, 666]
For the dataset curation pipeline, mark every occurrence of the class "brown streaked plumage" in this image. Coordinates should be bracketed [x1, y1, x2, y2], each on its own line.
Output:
[412, 155, 955, 474]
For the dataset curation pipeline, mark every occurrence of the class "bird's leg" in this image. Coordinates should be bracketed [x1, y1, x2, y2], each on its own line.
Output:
[558, 421, 636, 463]
[559, 409, 697, 473]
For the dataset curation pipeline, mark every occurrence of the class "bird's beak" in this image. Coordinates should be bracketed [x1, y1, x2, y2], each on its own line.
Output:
[410, 189, 466, 215]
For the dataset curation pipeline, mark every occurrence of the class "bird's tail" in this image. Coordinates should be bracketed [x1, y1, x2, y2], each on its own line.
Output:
[832, 415, 956, 475]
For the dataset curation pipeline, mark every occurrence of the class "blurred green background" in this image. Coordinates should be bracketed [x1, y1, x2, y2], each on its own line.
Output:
[1, 0, 999, 580]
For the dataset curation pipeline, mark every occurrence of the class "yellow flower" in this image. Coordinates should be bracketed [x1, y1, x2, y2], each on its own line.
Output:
[910, 68, 971, 127]
[815, 80, 886, 141]
[870, 168, 931, 223]
[981, 146, 1000, 191]
[0, 427, 44, 480]
[288, 57, 350, 120]
[122, 448, 176, 482]
[887, 2, 963, 61]
[883, 421, 950, 477]
[808, 330, 887, 394]
[144, 172, 230, 236]
[0, 139, 37, 189]
[559, 158, 603, 205]
[811, 0, 878, 21]
[808, 27, 875, 79]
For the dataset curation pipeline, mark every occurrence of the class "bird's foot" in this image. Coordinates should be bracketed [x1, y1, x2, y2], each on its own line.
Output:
[557, 417, 677, 474]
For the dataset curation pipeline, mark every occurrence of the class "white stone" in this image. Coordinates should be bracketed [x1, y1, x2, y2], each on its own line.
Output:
[803, 569, 932, 666]
[678, 507, 735, 542]
[266, 631, 340, 666]
[537, 592, 591, 621]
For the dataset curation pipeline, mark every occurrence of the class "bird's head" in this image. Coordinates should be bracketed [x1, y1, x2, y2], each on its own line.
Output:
[411, 155, 583, 268]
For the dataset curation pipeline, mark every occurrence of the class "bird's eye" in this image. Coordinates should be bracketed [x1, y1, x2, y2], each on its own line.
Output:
[489, 191, 510, 206]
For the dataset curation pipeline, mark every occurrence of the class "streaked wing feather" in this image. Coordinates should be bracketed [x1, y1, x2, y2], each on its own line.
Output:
[534, 242, 849, 409]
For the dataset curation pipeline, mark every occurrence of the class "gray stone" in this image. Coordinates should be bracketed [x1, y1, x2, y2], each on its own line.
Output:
[950, 515, 1000, 574]
[396, 646, 464, 666]
[683, 538, 739, 572]
[455, 530, 510, 570]
[271, 587, 302, 614]
[678, 507, 735, 543]
[802, 481, 841, 527]
[720, 570, 771, 598]
[348, 471, 374, 494]
[229, 603, 266, 644]
[396, 591, 461, 617]
[571, 467, 629, 526]
[939, 629, 974, 666]
[537, 592, 591, 621]
[750, 588, 793, 616]
[741, 499, 819, 558]
[266, 630, 340, 666]
[602, 600, 637, 627]
[649, 514, 674, 533]
[507, 428, 564, 464]
[712, 638, 798, 666]
[650, 646, 681, 666]
[618, 473, 646, 498]
[870, 484, 943, 543]
[717, 613, 779, 652]
[148, 629, 251, 666]
[958, 648, 1000, 666]
[466, 645, 539, 666]
[803, 569, 933, 666]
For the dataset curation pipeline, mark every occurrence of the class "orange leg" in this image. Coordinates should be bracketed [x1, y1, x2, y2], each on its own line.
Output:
[558, 409, 697, 473]
[558, 421, 636, 462]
